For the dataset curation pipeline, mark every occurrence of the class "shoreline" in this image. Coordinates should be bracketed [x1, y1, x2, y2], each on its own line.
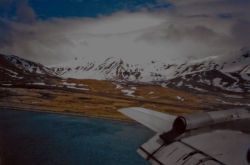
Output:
[0, 106, 141, 125]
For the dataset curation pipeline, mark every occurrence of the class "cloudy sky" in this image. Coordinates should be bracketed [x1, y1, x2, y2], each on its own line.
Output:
[0, 0, 250, 65]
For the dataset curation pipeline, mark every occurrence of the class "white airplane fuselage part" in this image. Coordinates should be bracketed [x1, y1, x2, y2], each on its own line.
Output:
[118, 107, 250, 165]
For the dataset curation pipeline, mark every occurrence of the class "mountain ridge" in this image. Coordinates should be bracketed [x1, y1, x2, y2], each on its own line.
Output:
[1, 47, 250, 93]
[48, 47, 250, 79]
[47, 47, 250, 93]
[2, 54, 58, 76]
[0, 54, 60, 86]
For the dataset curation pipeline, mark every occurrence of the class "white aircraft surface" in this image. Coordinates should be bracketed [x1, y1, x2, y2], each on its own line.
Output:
[118, 107, 250, 165]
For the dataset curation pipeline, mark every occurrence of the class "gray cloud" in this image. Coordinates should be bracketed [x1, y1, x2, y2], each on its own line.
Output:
[80, 41, 89, 46]
[230, 19, 250, 46]
[134, 16, 250, 59]
[0, 0, 36, 23]
[134, 24, 235, 59]
[162, 0, 250, 21]
[0, 1, 250, 65]
[15, 0, 36, 23]
[159, 0, 222, 5]
[0, 19, 13, 48]
[135, 25, 220, 43]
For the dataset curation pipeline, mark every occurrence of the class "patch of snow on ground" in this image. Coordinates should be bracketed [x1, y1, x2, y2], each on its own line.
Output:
[116, 84, 123, 89]
[149, 92, 154, 94]
[177, 81, 183, 87]
[9, 74, 17, 78]
[222, 82, 228, 85]
[122, 90, 135, 97]
[216, 99, 250, 106]
[223, 94, 244, 99]
[213, 78, 222, 86]
[5, 69, 18, 75]
[131, 87, 137, 89]
[78, 84, 88, 86]
[185, 84, 205, 91]
[198, 79, 204, 83]
[204, 79, 210, 85]
[224, 73, 238, 80]
[36, 68, 43, 74]
[194, 87, 206, 91]
[227, 86, 243, 92]
[63, 82, 76, 86]
[216, 99, 228, 103]
[67, 86, 89, 90]
[241, 74, 250, 81]
[161, 83, 167, 87]
[176, 96, 184, 101]
[30, 82, 46, 85]
[138, 96, 144, 98]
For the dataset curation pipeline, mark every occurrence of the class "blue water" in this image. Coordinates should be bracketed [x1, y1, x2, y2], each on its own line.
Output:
[0, 109, 155, 165]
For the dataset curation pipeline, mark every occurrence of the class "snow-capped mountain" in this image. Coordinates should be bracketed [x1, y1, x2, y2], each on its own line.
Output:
[161, 70, 250, 93]
[1, 47, 249, 93]
[173, 47, 250, 77]
[49, 47, 250, 80]
[48, 47, 250, 93]
[0, 54, 59, 85]
[49, 56, 176, 82]
[157, 47, 250, 93]
[2, 54, 57, 76]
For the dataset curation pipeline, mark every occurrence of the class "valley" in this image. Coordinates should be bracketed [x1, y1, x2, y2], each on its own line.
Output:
[0, 78, 249, 120]
[0, 47, 249, 121]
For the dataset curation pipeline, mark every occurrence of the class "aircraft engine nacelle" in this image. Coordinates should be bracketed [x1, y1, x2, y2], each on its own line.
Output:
[173, 108, 250, 134]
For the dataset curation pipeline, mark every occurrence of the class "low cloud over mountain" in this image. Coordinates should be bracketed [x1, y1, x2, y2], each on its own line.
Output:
[0, 0, 250, 66]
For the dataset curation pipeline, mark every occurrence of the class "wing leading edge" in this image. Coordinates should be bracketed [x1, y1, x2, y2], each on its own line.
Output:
[118, 107, 177, 133]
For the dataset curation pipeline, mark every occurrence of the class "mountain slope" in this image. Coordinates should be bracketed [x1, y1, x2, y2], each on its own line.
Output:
[49, 56, 173, 82]
[173, 47, 250, 77]
[47, 47, 250, 93]
[1, 47, 249, 93]
[2, 54, 57, 76]
[0, 54, 59, 86]
[49, 47, 250, 81]
[161, 70, 250, 93]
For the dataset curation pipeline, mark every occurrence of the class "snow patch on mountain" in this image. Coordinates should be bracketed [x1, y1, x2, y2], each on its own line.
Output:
[122, 90, 135, 97]
[2, 54, 58, 76]
[162, 70, 250, 93]
[48, 47, 250, 85]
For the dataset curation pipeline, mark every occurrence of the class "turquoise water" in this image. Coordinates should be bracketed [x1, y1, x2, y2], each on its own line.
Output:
[0, 109, 154, 165]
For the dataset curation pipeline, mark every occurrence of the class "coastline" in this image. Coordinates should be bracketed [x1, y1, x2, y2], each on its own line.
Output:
[0, 106, 141, 125]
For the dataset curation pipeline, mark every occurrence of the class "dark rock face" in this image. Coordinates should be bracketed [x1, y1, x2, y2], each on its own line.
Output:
[2, 54, 57, 76]
[161, 70, 250, 94]
[0, 54, 60, 86]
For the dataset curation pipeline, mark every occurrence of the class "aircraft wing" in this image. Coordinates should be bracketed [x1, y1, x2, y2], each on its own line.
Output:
[180, 130, 250, 165]
[118, 107, 177, 133]
[118, 107, 250, 165]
